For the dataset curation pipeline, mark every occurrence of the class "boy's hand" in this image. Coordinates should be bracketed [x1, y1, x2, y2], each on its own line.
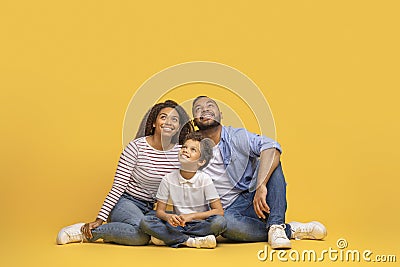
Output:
[178, 214, 195, 226]
[167, 214, 183, 227]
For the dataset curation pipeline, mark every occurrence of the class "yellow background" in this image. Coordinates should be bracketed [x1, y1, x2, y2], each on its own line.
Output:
[1, 1, 399, 266]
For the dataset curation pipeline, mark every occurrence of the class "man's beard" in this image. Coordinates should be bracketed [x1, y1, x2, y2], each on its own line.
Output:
[194, 118, 221, 130]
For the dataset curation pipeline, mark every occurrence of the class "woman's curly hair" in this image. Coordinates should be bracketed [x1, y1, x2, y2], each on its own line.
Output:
[135, 100, 193, 145]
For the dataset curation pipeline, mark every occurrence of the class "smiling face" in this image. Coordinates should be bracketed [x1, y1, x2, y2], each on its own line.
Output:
[153, 107, 180, 139]
[192, 97, 222, 130]
[179, 139, 205, 171]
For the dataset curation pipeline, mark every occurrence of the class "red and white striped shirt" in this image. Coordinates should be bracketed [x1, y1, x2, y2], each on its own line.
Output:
[97, 137, 180, 221]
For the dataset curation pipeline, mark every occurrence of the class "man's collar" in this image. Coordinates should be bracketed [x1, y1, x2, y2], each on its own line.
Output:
[220, 126, 228, 142]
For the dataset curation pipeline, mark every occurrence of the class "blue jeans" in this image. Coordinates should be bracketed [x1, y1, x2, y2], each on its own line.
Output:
[222, 163, 292, 242]
[88, 193, 155, 245]
[140, 215, 227, 247]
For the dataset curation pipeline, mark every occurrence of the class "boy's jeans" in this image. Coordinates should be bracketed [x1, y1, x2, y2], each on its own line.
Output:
[88, 193, 154, 245]
[222, 163, 292, 241]
[140, 215, 227, 247]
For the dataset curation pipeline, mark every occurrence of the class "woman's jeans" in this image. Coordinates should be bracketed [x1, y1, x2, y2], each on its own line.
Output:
[140, 215, 227, 247]
[88, 193, 154, 245]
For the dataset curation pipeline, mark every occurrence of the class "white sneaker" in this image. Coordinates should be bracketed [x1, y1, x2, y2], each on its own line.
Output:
[56, 223, 86, 245]
[289, 221, 327, 240]
[268, 224, 291, 249]
[186, 235, 217, 249]
[151, 236, 166, 246]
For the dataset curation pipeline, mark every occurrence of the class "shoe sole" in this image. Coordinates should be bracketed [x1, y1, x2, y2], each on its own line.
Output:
[311, 221, 327, 239]
[270, 241, 292, 249]
[289, 221, 327, 240]
[199, 235, 216, 249]
[56, 231, 65, 245]
[56, 226, 71, 245]
[56, 223, 85, 245]
[205, 235, 217, 248]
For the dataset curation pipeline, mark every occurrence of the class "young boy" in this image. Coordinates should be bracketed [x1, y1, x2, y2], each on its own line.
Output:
[140, 132, 226, 248]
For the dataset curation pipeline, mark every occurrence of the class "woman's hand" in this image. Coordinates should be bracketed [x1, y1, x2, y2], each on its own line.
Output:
[81, 218, 104, 239]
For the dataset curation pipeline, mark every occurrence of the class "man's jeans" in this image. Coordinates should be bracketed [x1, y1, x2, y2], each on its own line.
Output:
[222, 163, 292, 241]
[88, 193, 154, 245]
[140, 215, 227, 247]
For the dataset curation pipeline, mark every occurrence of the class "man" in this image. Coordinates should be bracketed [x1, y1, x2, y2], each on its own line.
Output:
[192, 96, 326, 249]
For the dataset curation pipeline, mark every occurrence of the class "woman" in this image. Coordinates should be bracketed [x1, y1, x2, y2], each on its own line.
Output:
[57, 100, 193, 245]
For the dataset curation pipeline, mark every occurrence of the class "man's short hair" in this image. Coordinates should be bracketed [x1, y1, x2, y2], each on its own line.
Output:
[192, 95, 219, 107]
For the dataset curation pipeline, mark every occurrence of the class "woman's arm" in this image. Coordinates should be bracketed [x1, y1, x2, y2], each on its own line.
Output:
[96, 141, 138, 222]
[82, 142, 139, 239]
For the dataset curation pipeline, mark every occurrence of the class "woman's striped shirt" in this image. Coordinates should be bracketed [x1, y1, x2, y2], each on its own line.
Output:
[97, 137, 180, 221]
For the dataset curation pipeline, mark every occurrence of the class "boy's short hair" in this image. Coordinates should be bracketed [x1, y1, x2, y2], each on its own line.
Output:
[184, 131, 214, 169]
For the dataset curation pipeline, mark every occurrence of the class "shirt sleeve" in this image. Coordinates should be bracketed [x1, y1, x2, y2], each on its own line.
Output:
[97, 140, 138, 221]
[156, 175, 170, 203]
[202, 174, 220, 202]
[245, 129, 282, 157]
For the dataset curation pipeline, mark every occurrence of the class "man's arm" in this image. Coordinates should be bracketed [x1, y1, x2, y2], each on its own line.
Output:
[253, 148, 281, 219]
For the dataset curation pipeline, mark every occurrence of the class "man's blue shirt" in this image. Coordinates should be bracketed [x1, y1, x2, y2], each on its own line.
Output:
[218, 126, 282, 191]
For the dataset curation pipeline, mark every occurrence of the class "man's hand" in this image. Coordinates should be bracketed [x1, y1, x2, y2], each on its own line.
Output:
[253, 186, 270, 219]
[81, 218, 103, 239]
[167, 214, 183, 227]
[178, 214, 195, 226]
